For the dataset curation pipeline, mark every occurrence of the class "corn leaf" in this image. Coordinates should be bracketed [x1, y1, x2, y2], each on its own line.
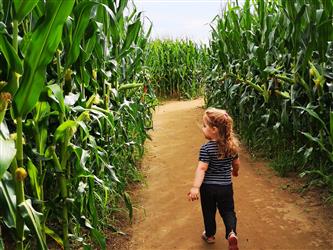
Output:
[13, 0, 75, 118]
[88, 178, 97, 226]
[27, 160, 41, 201]
[0, 140, 16, 180]
[82, 28, 97, 62]
[0, 172, 16, 229]
[295, 106, 328, 134]
[13, 0, 39, 24]
[47, 84, 65, 114]
[90, 228, 106, 250]
[301, 132, 330, 155]
[65, 1, 96, 67]
[121, 17, 142, 54]
[18, 199, 47, 250]
[123, 192, 133, 222]
[0, 33, 23, 76]
[118, 83, 143, 91]
[45, 226, 63, 248]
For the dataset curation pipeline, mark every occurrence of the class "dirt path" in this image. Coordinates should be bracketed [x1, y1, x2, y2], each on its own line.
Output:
[127, 98, 333, 250]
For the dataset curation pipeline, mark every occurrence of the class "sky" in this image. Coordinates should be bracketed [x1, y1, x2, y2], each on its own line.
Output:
[132, 0, 243, 44]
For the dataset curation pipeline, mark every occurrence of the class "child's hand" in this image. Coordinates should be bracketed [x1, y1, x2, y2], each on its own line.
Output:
[232, 170, 238, 177]
[188, 187, 199, 201]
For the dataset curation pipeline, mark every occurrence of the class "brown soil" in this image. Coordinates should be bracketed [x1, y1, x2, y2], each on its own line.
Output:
[110, 98, 333, 250]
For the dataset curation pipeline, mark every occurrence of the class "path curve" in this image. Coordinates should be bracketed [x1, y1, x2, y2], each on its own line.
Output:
[128, 98, 333, 250]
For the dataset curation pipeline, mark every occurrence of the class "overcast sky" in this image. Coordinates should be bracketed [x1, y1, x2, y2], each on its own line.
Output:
[132, 0, 243, 44]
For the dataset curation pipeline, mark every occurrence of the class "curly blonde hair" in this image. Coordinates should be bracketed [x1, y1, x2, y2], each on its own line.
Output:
[204, 108, 239, 158]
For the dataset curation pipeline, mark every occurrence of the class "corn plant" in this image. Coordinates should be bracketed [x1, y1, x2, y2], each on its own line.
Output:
[144, 39, 210, 99]
[207, 0, 333, 193]
[0, 0, 156, 249]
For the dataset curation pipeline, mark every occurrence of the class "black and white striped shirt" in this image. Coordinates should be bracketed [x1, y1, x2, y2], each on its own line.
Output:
[199, 141, 238, 186]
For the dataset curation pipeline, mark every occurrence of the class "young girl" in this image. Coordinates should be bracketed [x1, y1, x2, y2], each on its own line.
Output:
[188, 108, 240, 250]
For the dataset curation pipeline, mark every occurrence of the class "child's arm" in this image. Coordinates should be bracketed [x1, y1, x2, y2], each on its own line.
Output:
[232, 158, 240, 177]
[188, 161, 208, 201]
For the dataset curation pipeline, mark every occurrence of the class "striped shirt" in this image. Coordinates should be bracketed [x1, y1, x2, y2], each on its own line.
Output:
[199, 141, 238, 186]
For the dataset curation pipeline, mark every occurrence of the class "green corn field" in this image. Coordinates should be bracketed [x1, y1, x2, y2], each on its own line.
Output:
[208, 0, 333, 182]
[0, 0, 332, 249]
[0, 0, 155, 249]
[144, 39, 209, 99]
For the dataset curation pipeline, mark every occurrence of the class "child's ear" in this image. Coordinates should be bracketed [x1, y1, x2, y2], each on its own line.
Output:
[212, 126, 218, 134]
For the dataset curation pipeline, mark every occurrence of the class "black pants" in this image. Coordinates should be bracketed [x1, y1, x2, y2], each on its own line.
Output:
[200, 183, 237, 239]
